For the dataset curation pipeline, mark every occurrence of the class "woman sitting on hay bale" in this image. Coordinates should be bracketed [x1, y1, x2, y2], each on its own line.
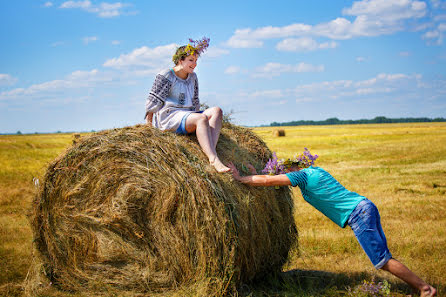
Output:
[145, 37, 230, 173]
[227, 149, 436, 297]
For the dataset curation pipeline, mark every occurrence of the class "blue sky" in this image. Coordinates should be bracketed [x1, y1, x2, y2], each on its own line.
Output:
[1, 0, 446, 133]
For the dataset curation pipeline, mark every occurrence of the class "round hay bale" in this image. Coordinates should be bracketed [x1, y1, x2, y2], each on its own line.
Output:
[272, 129, 286, 137]
[31, 123, 297, 295]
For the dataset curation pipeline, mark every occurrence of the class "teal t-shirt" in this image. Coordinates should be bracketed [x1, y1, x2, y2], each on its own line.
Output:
[286, 166, 366, 228]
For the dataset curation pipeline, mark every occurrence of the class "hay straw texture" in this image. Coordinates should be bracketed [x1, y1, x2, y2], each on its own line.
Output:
[272, 129, 286, 137]
[31, 123, 297, 295]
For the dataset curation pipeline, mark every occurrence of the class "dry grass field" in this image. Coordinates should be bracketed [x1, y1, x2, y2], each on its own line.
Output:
[1, 123, 445, 296]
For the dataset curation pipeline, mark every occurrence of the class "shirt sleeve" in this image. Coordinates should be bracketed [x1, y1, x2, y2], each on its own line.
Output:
[145, 74, 172, 115]
[285, 171, 308, 189]
[192, 76, 200, 112]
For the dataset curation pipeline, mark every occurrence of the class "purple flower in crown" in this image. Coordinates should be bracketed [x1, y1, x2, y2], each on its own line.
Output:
[187, 37, 210, 55]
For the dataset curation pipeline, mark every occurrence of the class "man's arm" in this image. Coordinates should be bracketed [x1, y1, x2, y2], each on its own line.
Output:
[227, 162, 292, 187]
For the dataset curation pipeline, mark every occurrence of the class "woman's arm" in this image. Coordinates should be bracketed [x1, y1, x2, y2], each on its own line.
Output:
[227, 162, 291, 187]
[145, 73, 171, 118]
[145, 112, 153, 126]
[192, 75, 200, 111]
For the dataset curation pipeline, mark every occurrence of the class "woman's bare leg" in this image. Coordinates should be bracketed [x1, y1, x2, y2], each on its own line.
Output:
[381, 259, 436, 297]
[202, 107, 223, 150]
[185, 113, 230, 173]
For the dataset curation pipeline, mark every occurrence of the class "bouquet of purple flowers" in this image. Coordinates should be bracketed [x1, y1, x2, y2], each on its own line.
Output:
[261, 152, 287, 175]
[294, 147, 319, 168]
[262, 148, 319, 175]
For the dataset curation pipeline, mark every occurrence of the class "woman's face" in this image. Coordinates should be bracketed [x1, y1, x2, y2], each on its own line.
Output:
[179, 54, 197, 74]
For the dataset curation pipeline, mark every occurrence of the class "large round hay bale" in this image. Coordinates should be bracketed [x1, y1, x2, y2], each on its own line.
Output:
[31, 123, 297, 295]
[272, 129, 286, 137]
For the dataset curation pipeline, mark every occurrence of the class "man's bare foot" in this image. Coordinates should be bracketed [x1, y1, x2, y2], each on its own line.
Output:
[210, 157, 230, 173]
[420, 285, 436, 297]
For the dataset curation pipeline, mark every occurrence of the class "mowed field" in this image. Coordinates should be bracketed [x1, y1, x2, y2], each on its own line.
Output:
[0, 123, 445, 296]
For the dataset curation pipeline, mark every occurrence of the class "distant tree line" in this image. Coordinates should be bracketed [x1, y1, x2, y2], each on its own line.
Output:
[269, 116, 446, 127]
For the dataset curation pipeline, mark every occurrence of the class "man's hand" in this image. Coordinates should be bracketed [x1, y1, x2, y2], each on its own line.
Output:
[227, 162, 292, 187]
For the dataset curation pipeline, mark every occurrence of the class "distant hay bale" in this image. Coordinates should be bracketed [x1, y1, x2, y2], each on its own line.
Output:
[30, 123, 297, 295]
[272, 129, 286, 137]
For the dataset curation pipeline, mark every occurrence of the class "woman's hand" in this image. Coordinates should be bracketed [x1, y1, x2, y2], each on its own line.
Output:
[145, 113, 153, 126]
[227, 162, 242, 181]
[245, 163, 258, 175]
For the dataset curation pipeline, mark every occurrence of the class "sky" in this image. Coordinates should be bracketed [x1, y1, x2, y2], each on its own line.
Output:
[1, 0, 446, 133]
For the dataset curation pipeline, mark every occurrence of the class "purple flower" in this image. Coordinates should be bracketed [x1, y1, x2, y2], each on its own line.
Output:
[262, 152, 286, 175]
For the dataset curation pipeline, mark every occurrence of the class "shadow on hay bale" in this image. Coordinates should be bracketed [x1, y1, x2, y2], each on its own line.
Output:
[30, 123, 297, 295]
[272, 129, 286, 137]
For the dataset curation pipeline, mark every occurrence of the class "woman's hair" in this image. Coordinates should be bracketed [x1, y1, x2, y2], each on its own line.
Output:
[172, 37, 210, 65]
[172, 45, 196, 65]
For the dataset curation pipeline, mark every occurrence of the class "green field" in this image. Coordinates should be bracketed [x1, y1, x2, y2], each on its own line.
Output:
[1, 123, 445, 296]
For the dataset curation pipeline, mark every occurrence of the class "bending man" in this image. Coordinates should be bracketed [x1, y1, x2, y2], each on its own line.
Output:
[227, 161, 436, 297]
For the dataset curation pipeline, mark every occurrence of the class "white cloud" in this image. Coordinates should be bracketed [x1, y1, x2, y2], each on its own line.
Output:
[0, 74, 18, 86]
[253, 62, 324, 78]
[421, 22, 446, 44]
[0, 69, 115, 100]
[290, 72, 419, 100]
[424, 30, 440, 38]
[43, 2, 53, 7]
[342, 0, 427, 20]
[249, 89, 284, 98]
[51, 41, 65, 47]
[103, 43, 177, 72]
[59, 1, 130, 18]
[434, 14, 446, 21]
[313, 17, 355, 40]
[60, 1, 92, 9]
[111, 40, 121, 45]
[431, 0, 446, 9]
[202, 47, 230, 58]
[233, 72, 426, 105]
[224, 66, 241, 75]
[226, 0, 428, 48]
[399, 51, 411, 56]
[224, 73, 428, 108]
[83, 36, 98, 44]
[226, 24, 312, 48]
[422, 25, 444, 44]
[356, 56, 367, 62]
[226, 29, 265, 48]
[276, 37, 337, 52]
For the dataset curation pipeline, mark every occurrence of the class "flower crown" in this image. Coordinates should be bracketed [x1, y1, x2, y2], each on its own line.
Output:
[172, 37, 210, 64]
[262, 148, 319, 175]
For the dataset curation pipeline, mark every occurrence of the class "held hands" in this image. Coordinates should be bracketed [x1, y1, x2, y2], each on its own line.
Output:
[227, 162, 242, 181]
[246, 163, 258, 175]
[227, 162, 258, 182]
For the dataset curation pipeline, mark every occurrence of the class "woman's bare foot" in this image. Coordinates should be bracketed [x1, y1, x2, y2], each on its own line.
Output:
[210, 157, 230, 173]
[420, 285, 436, 297]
